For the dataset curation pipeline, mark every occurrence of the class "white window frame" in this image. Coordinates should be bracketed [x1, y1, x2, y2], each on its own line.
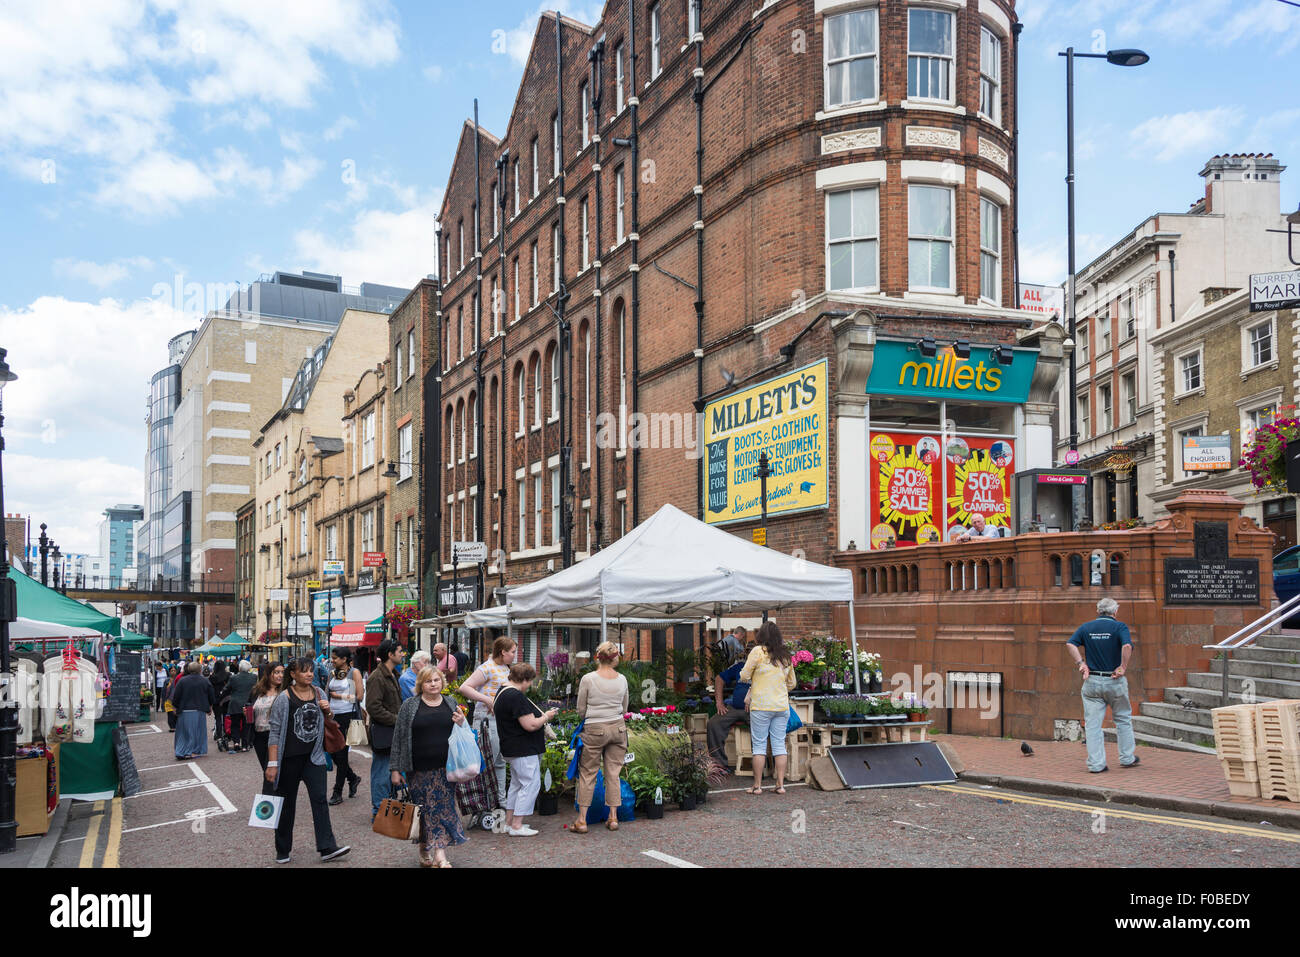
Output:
[1173, 420, 1208, 482]
[825, 185, 879, 292]
[1121, 371, 1137, 426]
[650, 4, 662, 79]
[447, 408, 455, 467]
[513, 258, 520, 321]
[516, 367, 526, 437]
[1076, 392, 1090, 442]
[300, 511, 308, 554]
[552, 223, 560, 293]
[1078, 320, 1089, 365]
[1244, 317, 1276, 371]
[615, 42, 625, 113]
[907, 183, 955, 294]
[550, 348, 560, 421]
[618, 304, 627, 450]
[458, 403, 466, 463]
[907, 7, 955, 104]
[979, 196, 1001, 305]
[471, 398, 478, 458]
[407, 330, 415, 380]
[551, 467, 561, 544]
[687, 0, 699, 39]
[395, 521, 403, 575]
[531, 242, 539, 306]
[407, 517, 416, 575]
[533, 473, 543, 549]
[532, 357, 542, 429]
[459, 221, 465, 270]
[581, 197, 590, 269]
[491, 277, 500, 335]
[979, 25, 1001, 125]
[1098, 382, 1112, 435]
[362, 412, 376, 468]
[1177, 347, 1203, 395]
[518, 478, 527, 550]
[584, 330, 592, 467]
[513, 159, 520, 216]
[326, 524, 338, 561]
[581, 81, 590, 148]
[399, 423, 413, 482]
[362, 509, 375, 554]
[1122, 292, 1136, 341]
[615, 165, 626, 242]
[274, 443, 282, 470]
[394, 343, 402, 388]
[532, 137, 539, 198]
[492, 181, 499, 236]
[823, 7, 879, 111]
[553, 113, 561, 178]
[1098, 312, 1111, 353]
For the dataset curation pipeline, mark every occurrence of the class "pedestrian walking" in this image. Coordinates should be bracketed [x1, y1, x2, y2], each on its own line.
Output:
[739, 621, 796, 795]
[326, 648, 364, 805]
[457, 636, 517, 808]
[164, 667, 181, 732]
[264, 657, 350, 865]
[571, 641, 629, 834]
[171, 662, 216, 760]
[225, 660, 257, 753]
[450, 642, 469, 676]
[250, 662, 285, 772]
[364, 638, 405, 818]
[492, 662, 556, 836]
[1067, 597, 1138, 773]
[399, 650, 432, 701]
[154, 664, 168, 712]
[390, 665, 469, 867]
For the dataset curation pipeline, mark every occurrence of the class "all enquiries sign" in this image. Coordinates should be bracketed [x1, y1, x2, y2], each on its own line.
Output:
[1183, 435, 1232, 471]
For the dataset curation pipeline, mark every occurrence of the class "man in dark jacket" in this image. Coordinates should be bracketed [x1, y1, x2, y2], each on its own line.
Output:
[225, 660, 258, 752]
[364, 639, 404, 818]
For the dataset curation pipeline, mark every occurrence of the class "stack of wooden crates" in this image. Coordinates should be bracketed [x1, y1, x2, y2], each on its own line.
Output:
[1213, 700, 1300, 801]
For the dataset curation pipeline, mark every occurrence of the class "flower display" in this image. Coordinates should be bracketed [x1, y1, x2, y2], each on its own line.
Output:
[1241, 405, 1300, 490]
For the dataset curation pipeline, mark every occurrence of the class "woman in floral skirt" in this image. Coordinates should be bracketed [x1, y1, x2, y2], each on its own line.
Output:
[391, 666, 468, 867]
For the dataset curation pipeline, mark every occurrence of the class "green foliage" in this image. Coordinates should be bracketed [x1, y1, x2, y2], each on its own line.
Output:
[625, 765, 672, 806]
[539, 742, 573, 795]
[667, 647, 698, 685]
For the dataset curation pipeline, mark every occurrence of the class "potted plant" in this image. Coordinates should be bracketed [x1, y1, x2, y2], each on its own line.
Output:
[537, 742, 571, 816]
[901, 692, 927, 723]
[791, 649, 824, 692]
[627, 766, 672, 819]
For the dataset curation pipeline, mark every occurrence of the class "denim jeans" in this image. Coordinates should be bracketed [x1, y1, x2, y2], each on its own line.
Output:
[1082, 675, 1136, 771]
[749, 708, 790, 756]
[370, 748, 392, 817]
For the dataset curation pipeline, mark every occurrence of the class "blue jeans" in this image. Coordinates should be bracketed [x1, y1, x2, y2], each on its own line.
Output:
[749, 708, 790, 756]
[370, 749, 392, 817]
[1082, 675, 1135, 771]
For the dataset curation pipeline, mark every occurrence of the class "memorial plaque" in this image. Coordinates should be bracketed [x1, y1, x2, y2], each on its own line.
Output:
[1164, 557, 1260, 605]
[1194, 521, 1229, 562]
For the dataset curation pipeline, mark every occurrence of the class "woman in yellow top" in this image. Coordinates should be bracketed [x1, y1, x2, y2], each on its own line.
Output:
[738, 621, 797, 795]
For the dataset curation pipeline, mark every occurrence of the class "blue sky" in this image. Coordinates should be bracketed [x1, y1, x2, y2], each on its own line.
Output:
[1, 0, 1297, 554]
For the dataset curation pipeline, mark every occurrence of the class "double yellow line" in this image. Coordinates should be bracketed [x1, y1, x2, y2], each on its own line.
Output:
[927, 784, 1300, 844]
[77, 798, 123, 868]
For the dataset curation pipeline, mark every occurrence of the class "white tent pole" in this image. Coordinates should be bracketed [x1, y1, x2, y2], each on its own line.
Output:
[600, 602, 608, 645]
[848, 598, 861, 695]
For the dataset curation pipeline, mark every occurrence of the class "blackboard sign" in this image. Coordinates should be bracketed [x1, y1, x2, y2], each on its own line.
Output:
[111, 725, 141, 797]
[101, 652, 142, 722]
[1165, 558, 1260, 605]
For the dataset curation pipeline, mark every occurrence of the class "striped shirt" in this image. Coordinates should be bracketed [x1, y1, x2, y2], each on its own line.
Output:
[476, 661, 511, 706]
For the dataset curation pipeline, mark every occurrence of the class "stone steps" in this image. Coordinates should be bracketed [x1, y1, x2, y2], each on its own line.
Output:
[1103, 725, 1219, 755]
[1141, 700, 1214, 728]
[1207, 657, 1300, 681]
[1186, 671, 1300, 699]
[1232, 646, 1300, 665]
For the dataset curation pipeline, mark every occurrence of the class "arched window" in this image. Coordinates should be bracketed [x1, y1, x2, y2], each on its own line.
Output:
[550, 345, 560, 420]
[617, 301, 627, 449]
[445, 407, 454, 467]
[532, 355, 542, 428]
[457, 306, 464, 361]
[583, 325, 592, 466]
[516, 364, 526, 436]
[470, 392, 478, 458]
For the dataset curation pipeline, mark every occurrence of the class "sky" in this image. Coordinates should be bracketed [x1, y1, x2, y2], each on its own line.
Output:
[1, 0, 1297, 555]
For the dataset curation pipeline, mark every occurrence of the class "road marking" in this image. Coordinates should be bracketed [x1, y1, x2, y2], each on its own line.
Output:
[128, 725, 162, 736]
[125, 781, 206, 798]
[928, 784, 1300, 844]
[709, 783, 808, 795]
[641, 849, 702, 868]
[102, 798, 122, 868]
[891, 819, 934, 831]
[78, 801, 104, 868]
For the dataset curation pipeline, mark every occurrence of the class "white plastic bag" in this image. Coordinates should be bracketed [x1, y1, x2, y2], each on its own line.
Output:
[445, 721, 482, 783]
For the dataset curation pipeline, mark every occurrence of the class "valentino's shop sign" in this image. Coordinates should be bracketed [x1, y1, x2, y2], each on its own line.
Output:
[866, 341, 1039, 404]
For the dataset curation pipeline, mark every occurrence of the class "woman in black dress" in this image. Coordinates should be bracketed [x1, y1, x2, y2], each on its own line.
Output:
[390, 666, 468, 868]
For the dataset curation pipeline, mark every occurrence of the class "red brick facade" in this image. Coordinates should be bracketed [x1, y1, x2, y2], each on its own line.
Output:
[432, 0, 1025, 658]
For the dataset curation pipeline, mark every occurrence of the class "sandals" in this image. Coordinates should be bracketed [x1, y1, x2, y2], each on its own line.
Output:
[774, 786, 787, 795]
[419, 853, 435, 868]
[606, 818, 619, 831]
[437, 859, 453, 868]
[570, 820, 588, 834]
[747, 786, 763, 795]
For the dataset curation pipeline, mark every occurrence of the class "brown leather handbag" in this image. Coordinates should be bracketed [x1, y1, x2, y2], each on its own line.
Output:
[372, 784, 421, 841]
[320, 690, 345, 753]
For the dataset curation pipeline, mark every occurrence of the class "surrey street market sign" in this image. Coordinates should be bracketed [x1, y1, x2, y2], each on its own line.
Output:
[1250, 269, 1300, 312]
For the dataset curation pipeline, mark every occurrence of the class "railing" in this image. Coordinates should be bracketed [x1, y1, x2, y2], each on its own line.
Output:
[61, 576, 236, 596]
[1204, 591, 1300, 707]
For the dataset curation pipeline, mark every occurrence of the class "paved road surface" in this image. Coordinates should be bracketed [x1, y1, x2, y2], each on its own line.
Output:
[61, 717, 1300, 869]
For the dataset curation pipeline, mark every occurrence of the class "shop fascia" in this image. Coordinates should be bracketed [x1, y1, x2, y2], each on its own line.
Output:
[863, 337, 1040, 547]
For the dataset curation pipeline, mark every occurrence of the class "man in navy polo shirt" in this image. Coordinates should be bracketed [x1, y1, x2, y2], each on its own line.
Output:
[1067, 597, 1138, 773]
[707, 630, 753, 766]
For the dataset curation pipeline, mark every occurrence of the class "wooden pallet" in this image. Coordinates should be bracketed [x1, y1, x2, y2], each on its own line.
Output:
[1254, 700, 1300, 751]
[1256, 749, 1300, 802]
[790, 699, 816, 727]
[1211, 704, 1258, 760]
[735, 741, 809, 782]
[1219, 757, 1259, 783]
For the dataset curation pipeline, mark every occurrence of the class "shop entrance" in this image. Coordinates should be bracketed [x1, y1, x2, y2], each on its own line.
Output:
[1264, 497, 1297, 552]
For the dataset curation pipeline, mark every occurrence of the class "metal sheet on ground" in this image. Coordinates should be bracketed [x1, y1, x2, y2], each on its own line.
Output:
[829, 742, 956, 789]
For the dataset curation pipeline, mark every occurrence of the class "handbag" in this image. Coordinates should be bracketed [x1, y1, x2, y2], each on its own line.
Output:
[786, 705, 803, 732]
[323, 713, 345, 753]
[248, 791, 284, 829]
[564, 721, 586, 780]
[346, 717, 367, 746]
[243, 704, 255, 723]
[372, 784, 421, 841]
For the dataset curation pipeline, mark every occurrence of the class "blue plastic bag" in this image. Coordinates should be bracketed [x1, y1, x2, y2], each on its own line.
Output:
[787, 705, 803, 732]
[577, 768, 636, 823]
[565, 721, 585, 780]
[446, 721, 482, 783]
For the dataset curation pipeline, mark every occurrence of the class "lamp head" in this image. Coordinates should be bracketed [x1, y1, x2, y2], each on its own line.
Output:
[1106, 48, 1149, 67]
[917, 337, 938, 358]
[383, 462, 399, 479]
[0, 347, 15, 395]
[1287, 204, 1300, 226]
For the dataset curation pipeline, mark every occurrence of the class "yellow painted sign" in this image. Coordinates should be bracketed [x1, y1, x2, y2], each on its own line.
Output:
[752, 528, 767, 546]
[704, 359, 829, 525]
[306, 580, 322, 589]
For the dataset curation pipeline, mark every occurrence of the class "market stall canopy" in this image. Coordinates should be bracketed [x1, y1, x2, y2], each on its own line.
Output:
[10, 617, 103, 640]
[453, 607, 709, 629]
[326, 621, 382, 648]
[8, 565, 120, 636]
[364, 615, 386, 634]
[221, 630, 250, 645]
[117, 629, 153, 649]
[504, 503, 854, 620]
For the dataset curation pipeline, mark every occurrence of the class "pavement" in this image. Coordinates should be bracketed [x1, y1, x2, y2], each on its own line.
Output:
[941, 732, 1300, 830]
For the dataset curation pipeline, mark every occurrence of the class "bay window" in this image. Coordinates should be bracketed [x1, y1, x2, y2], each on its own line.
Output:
[907, 8, 954, 102]
[824, 8, 878, 109]
[908, 184, 954, 292]
[826, 185, 879, 291]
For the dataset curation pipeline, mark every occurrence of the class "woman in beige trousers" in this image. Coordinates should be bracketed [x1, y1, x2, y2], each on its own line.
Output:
[572, 641, 630, 833]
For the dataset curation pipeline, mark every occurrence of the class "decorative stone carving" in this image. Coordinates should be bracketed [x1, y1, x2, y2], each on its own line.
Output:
[821, 128, 882, 154]
[978, 136, 1009, 171]
[905, 126, 960, 150]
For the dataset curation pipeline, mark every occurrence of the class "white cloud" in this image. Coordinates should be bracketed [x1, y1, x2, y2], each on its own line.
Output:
[322, 115, 357, 141]
[53, 256, 154, 288]
[499, 2, 605, 67]
[4, 453, 144, 556]
[422, 64, 444, 83]
[1129, 107, 1244, 163]
[292, 191, 442, 290]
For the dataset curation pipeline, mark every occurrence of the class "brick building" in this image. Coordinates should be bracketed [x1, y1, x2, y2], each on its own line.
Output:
[432, 0, 1060, 662]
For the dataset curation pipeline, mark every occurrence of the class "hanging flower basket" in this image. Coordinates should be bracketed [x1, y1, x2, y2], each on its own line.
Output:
[384, 605, 419, 636]
[1241, 407, 1300, 492]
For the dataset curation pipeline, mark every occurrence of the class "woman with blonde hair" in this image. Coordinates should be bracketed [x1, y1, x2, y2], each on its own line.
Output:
[391, 666, 468, 867]
[739, 621, 797, 795]
[571, 641, 629, 833]
[457, 635, 517, 807]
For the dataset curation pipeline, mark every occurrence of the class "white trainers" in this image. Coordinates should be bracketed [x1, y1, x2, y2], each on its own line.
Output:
[507, 825, 538, 836]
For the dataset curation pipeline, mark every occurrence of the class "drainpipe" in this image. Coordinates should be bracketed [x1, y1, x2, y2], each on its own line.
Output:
[628, 0, 641, 526]
[692, 1, 704, 519]
[1168, 249, 1176, 324]
[496, 148, 510, 587]
[473, 100, 486, 615]
[589, 39, 606, 550]
[1011, 20, 1023, 309]
[556, 14, 573, 569]
[429, 226, 444, 619]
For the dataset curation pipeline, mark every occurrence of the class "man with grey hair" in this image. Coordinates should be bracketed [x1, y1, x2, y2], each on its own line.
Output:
[399, 649, 432, 701]
[1066, 597, 1137, 773]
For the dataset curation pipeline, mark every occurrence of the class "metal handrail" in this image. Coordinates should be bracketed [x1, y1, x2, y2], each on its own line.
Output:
[1201, 591, 1300, 707]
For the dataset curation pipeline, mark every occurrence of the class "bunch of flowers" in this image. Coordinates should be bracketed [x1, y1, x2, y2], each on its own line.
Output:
[623, 705, 682, 731]
[545, 651, 570, 671]
[1241, 405, 1300, 490]
[791, 649, 825, 685]
[383, 605, 419, 634]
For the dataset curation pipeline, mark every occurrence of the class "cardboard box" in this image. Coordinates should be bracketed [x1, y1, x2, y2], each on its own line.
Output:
[16, 752, 51, 837]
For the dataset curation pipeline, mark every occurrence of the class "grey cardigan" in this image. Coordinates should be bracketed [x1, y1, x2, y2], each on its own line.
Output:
[391, 695, 458, 776]
[266, 687, 329, 788]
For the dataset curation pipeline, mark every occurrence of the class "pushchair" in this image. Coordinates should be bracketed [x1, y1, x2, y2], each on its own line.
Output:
[455, 717, 503, 832]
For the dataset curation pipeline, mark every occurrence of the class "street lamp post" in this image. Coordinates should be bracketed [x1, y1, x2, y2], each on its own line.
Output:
[0, 348, 20, 854]
[1061, 46, 1149, 452]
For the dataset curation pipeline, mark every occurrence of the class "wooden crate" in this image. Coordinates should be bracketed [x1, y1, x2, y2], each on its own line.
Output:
[1254, 700, 1300, 751]
[1226, 778, 1261, 798]
[685, 713, 708, 735]
[1219, 757, 1259, 783]
[1211, 704, 1258, 760]
[1256, 749, 1300, 802]
[790, 699, 816, 727]
[735, 741, 809, 782]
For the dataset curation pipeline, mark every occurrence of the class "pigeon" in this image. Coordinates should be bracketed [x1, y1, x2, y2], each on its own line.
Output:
[1020, 741, 1034, 757]
[1173, 692, 1197, 710]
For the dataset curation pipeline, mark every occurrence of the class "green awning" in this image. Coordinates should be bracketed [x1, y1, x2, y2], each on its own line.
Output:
[8, 565, 120, 636]
[364, 615, 387, 634]
[117, 629, 153, 649]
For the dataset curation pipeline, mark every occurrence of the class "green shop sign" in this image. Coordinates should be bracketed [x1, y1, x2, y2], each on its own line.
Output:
[866, 340, 1038, 404]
